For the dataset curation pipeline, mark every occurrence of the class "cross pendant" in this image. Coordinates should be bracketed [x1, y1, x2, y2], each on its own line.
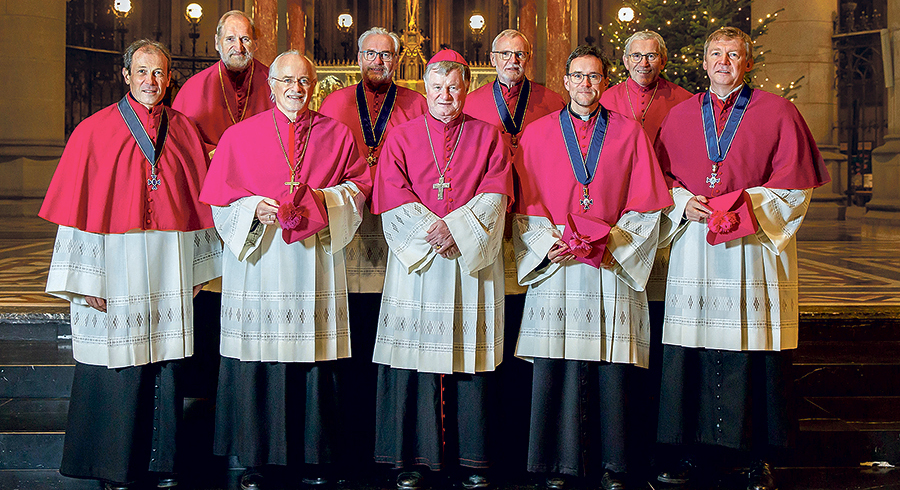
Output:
[706, 172, 721, 188]
[433, 175, 451, 200]
[510, 134, 519, 148]
[366, 148, 378, 167]
[147, 174, 161, 191]
[580, 187, 593, 211]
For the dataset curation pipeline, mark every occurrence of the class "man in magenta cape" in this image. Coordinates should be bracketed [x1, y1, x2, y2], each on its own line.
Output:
[654, 27, 830, 490]
[200, 50, 371, 490]
[370, 49, 513, 490]
[460, 30, 566, 470]
[318, 27, 427, 470]
[598, 29, 693, 474]
[512, 45, 672, 490]
[172, 10, 273, 155]
[40, 40, 221, 490]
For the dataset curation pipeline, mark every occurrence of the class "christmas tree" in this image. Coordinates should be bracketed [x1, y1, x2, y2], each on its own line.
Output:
[601, 0, 802, 99]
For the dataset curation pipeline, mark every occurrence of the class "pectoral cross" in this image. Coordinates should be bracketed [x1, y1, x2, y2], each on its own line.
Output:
[285, 171, 301, 193]
[510, 134, 519, 148]
[580, 186, 593, 211]
[366, 148, 378, 167]
[706, 172, 721, 188]
[147, 174, 161, 191]
[433, 175, 451, 200]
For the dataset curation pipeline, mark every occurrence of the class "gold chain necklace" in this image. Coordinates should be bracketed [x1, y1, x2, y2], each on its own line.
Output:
[274, 109, 312, 193]
[219, 61, 254, 125]
[625, 80, 659, 127]
[424, 115, 465, 201]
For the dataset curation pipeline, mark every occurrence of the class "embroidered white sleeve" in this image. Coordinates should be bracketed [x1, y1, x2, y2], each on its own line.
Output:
[381, 202, 441, 274]
[191, 227, 224, 285]
[607, 210, 662, 292]
[659, 187, 693, 248]
[442, 193, 506, 275]
[512, 214, 563, 287]
[747, 187, 812, 255]
[212, 196, 265, 261]
[45, 226, 106, 305]
[318, 181, 364, 254]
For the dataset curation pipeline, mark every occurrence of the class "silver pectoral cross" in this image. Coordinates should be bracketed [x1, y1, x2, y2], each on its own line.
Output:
[706, 172, 721, 188]
[433, 174, 451, 200]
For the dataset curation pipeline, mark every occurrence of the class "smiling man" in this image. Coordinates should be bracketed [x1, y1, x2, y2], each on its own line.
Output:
[173, 10, 273, 155]
[200, 51, 371, 490]
[512, 44, 672, 490]
[654, 27, 830, 490]
[41, 39, 221, 490]
[371, 49, 512, 490]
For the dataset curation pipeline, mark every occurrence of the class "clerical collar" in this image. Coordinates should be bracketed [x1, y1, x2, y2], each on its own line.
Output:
[224, 62, 251, 86]
[126, 92, 163, 116]
[426, 111, 465, 129]
[567, 104, 600, 122]
[498, 78, 524, 98]
[363, 80, 393, 95]
[275, 107, 310, 124]
[711, 84, 744, 101]
[627, 77, 658, 93]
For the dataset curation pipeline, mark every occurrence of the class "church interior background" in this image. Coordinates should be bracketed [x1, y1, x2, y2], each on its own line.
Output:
[2, 0, 900, 488]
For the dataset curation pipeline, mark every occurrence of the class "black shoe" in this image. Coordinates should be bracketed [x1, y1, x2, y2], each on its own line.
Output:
[747, 461, 777, 490]
[657, 459, 695, 485]
[105, 484, 130, 490]
[600, 471, 626, 490]
[462, 474, 490, 490]
[241, 469, 264, 490]
[397, 471, 424, 490]
[302, 476, 329, 487]
[157, 474, 178, 488]
[545, 475, 567, 490]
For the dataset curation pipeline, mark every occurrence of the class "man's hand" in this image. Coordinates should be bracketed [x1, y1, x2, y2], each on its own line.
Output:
[426, 220, 458, 259]
[685, 195, 711, 223]
[85, 295, 107, 313]
[599, 248, 616, 270]
[548, 240, 573, 264]
[193, 284, 204, 297]
[256, 198, 280, 227]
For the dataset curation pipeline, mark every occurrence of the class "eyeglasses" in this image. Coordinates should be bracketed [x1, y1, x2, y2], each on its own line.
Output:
[566, 72, 604, 84]
[626, 52, 660, 63]
[492, 51, 529, 61]
[271, 76, 313, 87]
[360, 50, 394, 61]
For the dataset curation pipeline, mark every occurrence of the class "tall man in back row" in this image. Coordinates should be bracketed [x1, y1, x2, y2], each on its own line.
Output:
[462, 29, 565, 470]
[654, 27, 830, 490]
[599, 29, 693, 471]
[318, 27, 427, 468]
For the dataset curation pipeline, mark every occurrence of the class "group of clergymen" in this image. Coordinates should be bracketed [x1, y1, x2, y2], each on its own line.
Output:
[39, 8, 831, 490]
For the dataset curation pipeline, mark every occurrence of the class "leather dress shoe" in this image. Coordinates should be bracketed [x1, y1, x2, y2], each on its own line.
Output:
[657, 458, 695, 485]
[157, 475, 178, 488]
[462, 473, 490, 490]
[397, 471, 424, 490]
[600, 471, 626, 490]
[240, 469, 264, 490]
[105, 484, 130, 490]
[302, 476, 329, 487]
[747, 461, 777, 490]
[545, 475, 568, 490]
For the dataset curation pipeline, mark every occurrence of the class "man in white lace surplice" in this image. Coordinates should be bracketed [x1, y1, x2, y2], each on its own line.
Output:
[511, 46, 673, 488]
[198, 51, 371, 485]
[40, 41, 222, 488]
[369, 50, 513, 488]
[653, 28, 830, 490]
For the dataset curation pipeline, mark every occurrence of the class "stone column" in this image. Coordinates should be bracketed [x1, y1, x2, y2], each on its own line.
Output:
[753, 0, 846, 220]
[0, 0, 66, 216]
[287, 0, 306, 53]
[863, 0, 900, 238]
[545, 0, 571, 95]
[253, 0, 278, 65]
[519, 0, 538, 82]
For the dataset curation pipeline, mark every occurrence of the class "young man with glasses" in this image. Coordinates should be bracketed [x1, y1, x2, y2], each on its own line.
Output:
[511, 45, 672, 490]
[318, 27, 427, 474]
